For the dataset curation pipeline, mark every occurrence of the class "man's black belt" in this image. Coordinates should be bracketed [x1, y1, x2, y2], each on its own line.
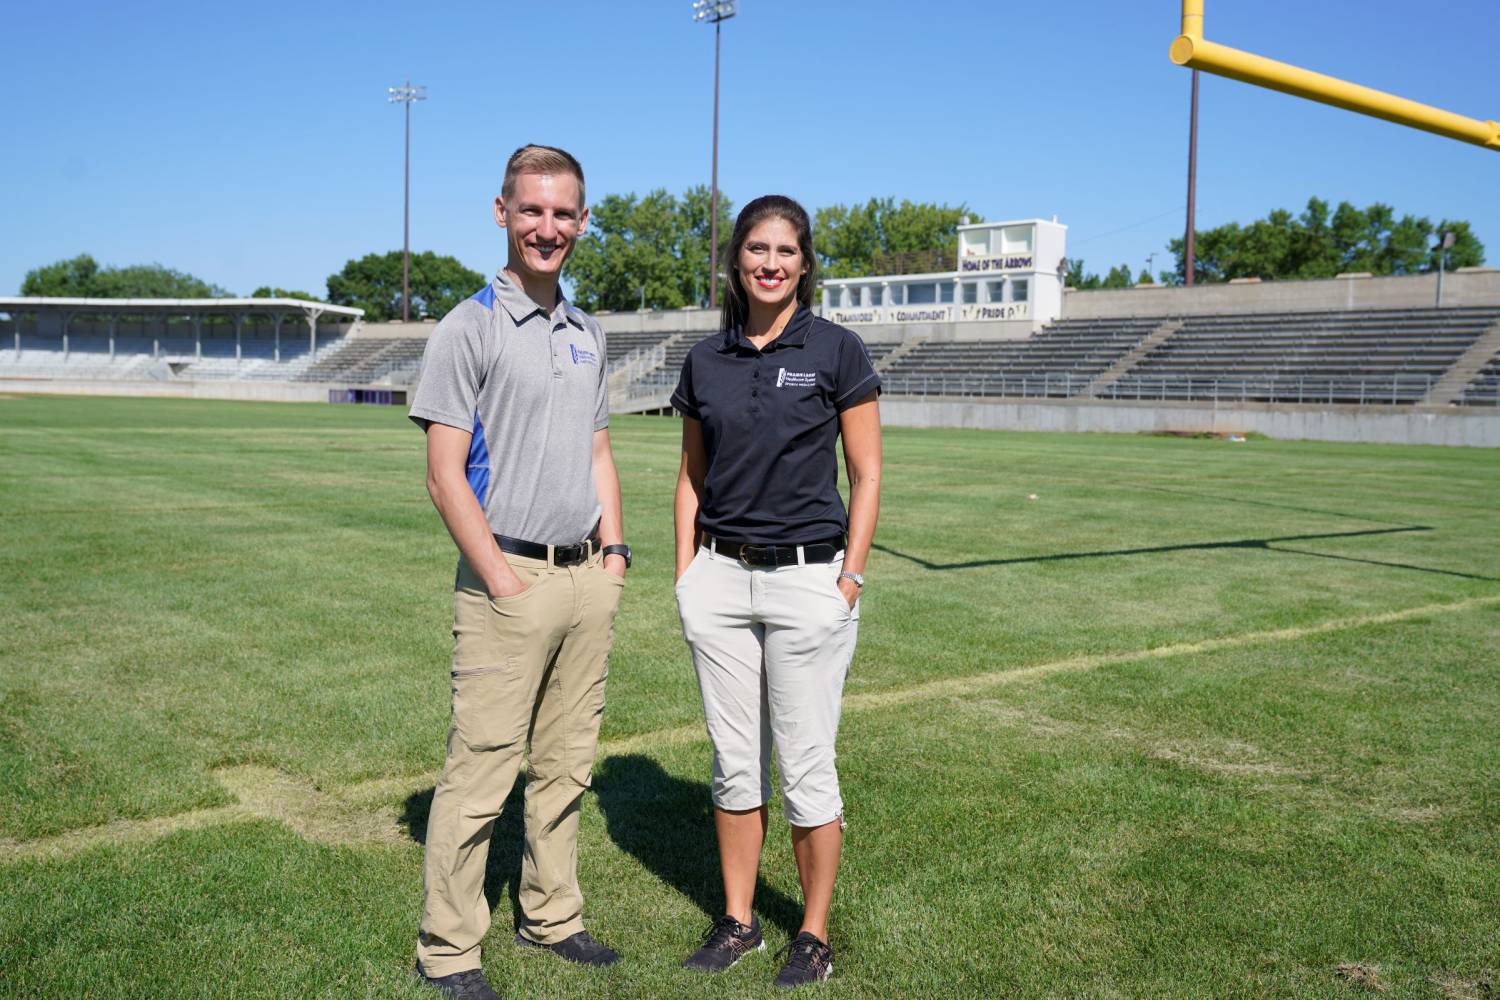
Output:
[495, 525, 601, 567]
[705, 533, 845, 568]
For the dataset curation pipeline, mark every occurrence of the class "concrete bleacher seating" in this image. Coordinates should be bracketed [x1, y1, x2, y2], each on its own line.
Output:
[0, 332, 349, 383]
[878, 317, 1165, 397]
[1103, 307, 1500, 405]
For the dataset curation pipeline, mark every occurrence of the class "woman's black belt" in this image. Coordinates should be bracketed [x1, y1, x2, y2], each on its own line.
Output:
[705, 533, 845, 568]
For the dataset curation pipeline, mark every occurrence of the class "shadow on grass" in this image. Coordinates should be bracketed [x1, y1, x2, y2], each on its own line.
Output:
[871, 525, 1500, 583]
[398, 756, 804, 939]
[401, 782, 527, 932]
[594, 753, 804, 940]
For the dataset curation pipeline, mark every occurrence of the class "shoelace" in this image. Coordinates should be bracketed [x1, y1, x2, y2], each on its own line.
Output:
[701, 915, 749, 950]
[776, 936, 827, 972]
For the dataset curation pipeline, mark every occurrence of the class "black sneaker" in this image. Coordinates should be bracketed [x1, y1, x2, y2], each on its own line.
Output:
[413, 962, 503, 1000]
[682, 914, 765, 973]
[514, 929, 621, 967]
[773, 931, 834, 988]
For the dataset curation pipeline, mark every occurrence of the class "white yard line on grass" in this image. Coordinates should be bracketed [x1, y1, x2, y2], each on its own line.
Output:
[5, 593, 1498, 863]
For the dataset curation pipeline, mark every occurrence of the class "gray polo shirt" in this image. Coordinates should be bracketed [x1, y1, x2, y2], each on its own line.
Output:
[408, 272, 608, 545]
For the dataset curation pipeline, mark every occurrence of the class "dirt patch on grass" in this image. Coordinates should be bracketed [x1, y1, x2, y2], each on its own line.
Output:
[1430, 971, 1498, 999]
[1147, 745, 1306, 779]
[214, 765, 409, 847]
[1336, 963, 1388, 993]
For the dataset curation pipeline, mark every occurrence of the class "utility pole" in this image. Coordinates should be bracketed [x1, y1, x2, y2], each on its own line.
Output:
[388, 80, 427, 322]
[692, 1, 737, 309]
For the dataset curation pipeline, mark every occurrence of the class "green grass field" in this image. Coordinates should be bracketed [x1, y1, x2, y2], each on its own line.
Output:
[2, 393, 1498, 999]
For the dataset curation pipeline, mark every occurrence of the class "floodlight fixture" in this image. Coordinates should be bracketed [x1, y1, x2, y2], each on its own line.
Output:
[692, 1, 736, 23]
[693, 1, 737, 308]
[388, 80, 427, 322]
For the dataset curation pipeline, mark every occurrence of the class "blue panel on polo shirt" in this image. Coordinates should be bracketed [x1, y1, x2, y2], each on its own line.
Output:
[671, 307, 881, 546]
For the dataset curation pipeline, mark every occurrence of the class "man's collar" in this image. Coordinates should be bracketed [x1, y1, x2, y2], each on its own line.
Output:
[492, 271, 583, 329]
[718, 305, 814, 353]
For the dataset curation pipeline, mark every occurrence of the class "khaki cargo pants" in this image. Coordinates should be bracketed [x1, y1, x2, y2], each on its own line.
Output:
[417, 548, 624, 977]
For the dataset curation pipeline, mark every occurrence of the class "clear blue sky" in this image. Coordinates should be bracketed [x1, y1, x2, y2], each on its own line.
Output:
[3, 1, 1495, 297]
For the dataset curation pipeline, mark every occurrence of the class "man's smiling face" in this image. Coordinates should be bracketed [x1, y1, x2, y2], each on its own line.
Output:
[494, 171, 588, 284]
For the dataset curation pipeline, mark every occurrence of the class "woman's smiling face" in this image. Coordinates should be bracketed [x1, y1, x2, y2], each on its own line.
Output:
[736, 216, 807, 313]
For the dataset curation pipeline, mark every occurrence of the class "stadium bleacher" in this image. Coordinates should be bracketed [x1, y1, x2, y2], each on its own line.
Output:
[1102, 306, 1500, 405]
[877, 317, 1167, 397]
[6, 302, 1498, 415]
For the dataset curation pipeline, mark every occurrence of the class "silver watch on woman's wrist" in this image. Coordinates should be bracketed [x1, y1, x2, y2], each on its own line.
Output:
[838, 571, 864, 588]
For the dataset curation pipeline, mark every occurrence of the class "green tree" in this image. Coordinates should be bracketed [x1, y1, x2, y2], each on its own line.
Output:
[1065, 259, 1100, 289]
[1064, 259, 1137, 290]
[1165, 198, 1485, 284]
[251, 286, 317, 301]
[325, 251, 485, 321]
[565, 185, 734, 312]
[814, 198, 971, 278]
[20, 254, 229, 297]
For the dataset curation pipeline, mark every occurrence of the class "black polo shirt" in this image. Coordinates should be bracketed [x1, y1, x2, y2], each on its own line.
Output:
[671, 307, 881, 545]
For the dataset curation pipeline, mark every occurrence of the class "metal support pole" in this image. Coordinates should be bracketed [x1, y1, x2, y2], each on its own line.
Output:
[62, 311, 70, 360]
[194, 314, 202, 361]
[1185, 69, 1199, 286]
[273, 314, 282, 364]
[388, 81, 427, 322]
[108, 316, 116, 359]
[235, 314, 242, 364]
[709, 20, 722, 309]
[403, 86, 411, 322]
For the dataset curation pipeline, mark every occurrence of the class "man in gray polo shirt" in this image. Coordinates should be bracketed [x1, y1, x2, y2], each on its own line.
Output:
[408, 144, 631, 1000]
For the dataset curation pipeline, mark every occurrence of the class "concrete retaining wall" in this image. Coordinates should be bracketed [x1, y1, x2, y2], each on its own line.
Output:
[0, 378, 332, 403]
[880, 396, 1500, 447]
[1062, 269, 1500, 319]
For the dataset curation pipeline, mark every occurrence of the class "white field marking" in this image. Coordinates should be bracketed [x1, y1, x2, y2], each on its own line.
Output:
[4, 593, 1497, 863]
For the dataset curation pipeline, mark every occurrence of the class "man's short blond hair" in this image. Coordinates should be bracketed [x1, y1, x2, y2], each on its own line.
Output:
[501, 144, 586, 208]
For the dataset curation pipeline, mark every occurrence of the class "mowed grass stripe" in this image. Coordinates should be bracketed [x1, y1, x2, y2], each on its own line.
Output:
[6, 591, 1494, 864]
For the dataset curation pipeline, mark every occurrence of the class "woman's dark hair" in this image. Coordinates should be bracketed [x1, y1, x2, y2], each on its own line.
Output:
[720, 194, 818, 333]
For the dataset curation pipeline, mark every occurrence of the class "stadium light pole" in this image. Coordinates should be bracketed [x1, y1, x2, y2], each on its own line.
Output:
[388, 80, 427, 322]
[693, 1, 737, 310]
[1435, 230, 1457, 308]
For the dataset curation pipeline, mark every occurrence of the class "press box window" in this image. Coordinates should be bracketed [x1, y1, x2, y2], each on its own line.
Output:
[1010, 279, 1029, 303]
[961, 283, 978, 304]
[906, 283, 937, 305]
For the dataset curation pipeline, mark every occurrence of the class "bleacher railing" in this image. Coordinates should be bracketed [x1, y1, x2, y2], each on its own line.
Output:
[877, 373, 1488, 406]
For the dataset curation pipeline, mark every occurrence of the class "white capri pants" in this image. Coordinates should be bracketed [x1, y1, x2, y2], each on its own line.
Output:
[675, 543, 860, 828]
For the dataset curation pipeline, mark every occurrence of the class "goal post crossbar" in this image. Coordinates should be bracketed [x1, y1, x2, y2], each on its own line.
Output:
[1170, 0, 1500, 152]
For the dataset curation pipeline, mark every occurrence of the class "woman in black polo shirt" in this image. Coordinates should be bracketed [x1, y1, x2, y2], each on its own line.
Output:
[671, 194, 882, 988]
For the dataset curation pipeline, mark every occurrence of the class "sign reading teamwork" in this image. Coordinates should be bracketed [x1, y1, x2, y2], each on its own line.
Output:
[825, 303, 1029, 325]
[958, 254, 1034, 274]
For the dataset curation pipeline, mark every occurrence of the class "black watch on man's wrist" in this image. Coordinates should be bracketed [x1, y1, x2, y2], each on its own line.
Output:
[602, 544, 632, 569]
